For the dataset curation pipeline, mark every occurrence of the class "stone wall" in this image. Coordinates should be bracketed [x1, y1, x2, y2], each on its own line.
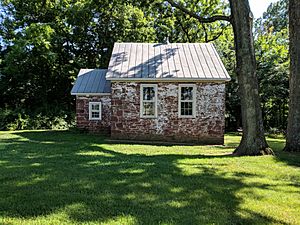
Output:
[110, 82, 226, 144]
[76, 95, 111, 134]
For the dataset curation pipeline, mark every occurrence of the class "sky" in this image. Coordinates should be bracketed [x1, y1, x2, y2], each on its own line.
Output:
[249, 0, 280, 18]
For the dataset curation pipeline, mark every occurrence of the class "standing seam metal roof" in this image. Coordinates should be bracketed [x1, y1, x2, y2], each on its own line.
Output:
[71, 69, 111, 95]
[106, 43, 230, 81]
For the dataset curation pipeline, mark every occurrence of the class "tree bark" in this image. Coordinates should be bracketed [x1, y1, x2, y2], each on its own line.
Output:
[229, 0, 274, 155]
[284, 0, 300, 152]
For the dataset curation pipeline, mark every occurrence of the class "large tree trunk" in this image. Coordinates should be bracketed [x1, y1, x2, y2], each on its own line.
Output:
[284, 0, 300, 152]
[229, 0, 274, 156]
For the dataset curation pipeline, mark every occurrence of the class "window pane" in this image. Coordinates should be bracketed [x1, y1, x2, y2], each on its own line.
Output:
[143, 102, 155, 116]
[181, 102, 193, 116]
[92, 104, 100, 110]
[143, 87, 155, 100]
[181, 87, 193, 100]
[92, 112, 100, 118]
[181, 108, 185, 115]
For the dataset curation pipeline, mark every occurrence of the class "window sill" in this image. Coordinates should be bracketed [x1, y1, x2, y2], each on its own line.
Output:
[178, 115, 196, 119]
[140, 116, 157, 119]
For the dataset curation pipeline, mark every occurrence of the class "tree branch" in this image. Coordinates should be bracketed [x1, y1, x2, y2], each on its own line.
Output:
[207, 29, 225, 42]
[206, 24, 231, 42]
[166, 0, 232, 23]
[201, 23, 209, 42]
[177, 19, 192, 42]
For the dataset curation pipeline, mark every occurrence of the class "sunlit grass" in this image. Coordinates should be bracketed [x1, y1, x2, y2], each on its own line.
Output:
[0, 130, 299, 225]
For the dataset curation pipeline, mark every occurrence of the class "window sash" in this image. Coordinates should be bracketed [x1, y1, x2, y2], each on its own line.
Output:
[142, 102, 155, 116]
[140, 84, 157, 118]
[178, 84, 196, 118]
[180, 86, 194, 101]
[142, 87, 156, 101]
[89, 102, 102, 120]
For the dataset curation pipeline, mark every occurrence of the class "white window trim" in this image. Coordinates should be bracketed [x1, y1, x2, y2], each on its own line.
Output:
[178, 84, 196, 118]
[140, 84, 158, 118]
[89, 102, 102, 120]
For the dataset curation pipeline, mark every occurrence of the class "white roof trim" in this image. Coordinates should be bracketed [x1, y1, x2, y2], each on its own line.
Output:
[107, 78, 231, 82]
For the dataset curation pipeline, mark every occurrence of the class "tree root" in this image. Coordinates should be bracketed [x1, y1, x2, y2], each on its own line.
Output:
[233, 146, 275, 156]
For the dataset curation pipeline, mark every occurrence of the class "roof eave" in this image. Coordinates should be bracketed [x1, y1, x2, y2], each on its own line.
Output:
[106, 77, 231, 82]
[71, 92, 111, 96]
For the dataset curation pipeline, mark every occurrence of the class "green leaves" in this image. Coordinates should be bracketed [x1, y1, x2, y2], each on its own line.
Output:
[25, 23, 55, 50]
[255, 0, 289, 130]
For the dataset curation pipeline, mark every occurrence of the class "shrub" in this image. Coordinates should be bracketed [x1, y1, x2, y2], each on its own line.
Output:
[0, 107, 75, 131]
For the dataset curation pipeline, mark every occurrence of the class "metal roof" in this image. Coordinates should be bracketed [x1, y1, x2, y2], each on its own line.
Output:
[106, 43, 230, 81]
[71, 69, 111, 95]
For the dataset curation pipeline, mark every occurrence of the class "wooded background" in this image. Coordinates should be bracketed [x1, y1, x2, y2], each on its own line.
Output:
[0, 0, 288, 132]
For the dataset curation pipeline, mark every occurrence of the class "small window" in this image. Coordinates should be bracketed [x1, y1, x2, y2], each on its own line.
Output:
[140, 84, 157, 118]
[89, 102, 102, 120]
[179, 84, 196, 118]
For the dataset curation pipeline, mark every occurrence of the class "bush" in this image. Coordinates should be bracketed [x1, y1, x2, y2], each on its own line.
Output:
[0, 107, 75, 131]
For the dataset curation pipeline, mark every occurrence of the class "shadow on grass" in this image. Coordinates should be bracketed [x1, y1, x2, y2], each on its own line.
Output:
[267, 138, 300, 168]
[218, 133, 300, 168]
[0, 131, 291, 224]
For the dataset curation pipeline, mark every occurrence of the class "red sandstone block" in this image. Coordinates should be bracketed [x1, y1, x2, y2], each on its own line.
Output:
[116, 123, 123, 128]
[111, 116, 119, 122]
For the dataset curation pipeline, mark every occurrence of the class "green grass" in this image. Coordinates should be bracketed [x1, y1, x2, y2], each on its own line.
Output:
[0, 131, 299, 225]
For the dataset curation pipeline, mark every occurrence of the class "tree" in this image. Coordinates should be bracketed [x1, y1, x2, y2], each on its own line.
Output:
[0, 0, 156, 129]
[255, 0, 289, 132]
[214, 28, 240, 132]
[284, 0, 300, 152]
[256, 29, 289, 131]
[166, 0, 273, 155]
[256, 0, 288, 34]
[218, 0, 289, 133]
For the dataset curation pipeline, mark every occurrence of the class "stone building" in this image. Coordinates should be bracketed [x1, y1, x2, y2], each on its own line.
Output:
[71, 43, 230, 144]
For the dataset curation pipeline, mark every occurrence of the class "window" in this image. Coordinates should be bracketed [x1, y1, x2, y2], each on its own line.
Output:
[89, 102, 102, 120]
[140, 84, 157, 118]
[178, 84, 196, 118]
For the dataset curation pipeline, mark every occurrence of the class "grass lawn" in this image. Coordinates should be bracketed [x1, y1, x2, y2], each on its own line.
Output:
[0, 131, 299, 225]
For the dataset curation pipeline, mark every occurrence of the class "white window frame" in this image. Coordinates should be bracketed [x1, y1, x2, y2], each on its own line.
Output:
[178, 84, 196, 118]
[140, 84, 158, 118]
[89, 102, 102, 120]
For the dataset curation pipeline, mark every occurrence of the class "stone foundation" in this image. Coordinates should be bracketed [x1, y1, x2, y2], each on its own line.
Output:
[110, 82, 225, 144]
[76, 96, 111, 134]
